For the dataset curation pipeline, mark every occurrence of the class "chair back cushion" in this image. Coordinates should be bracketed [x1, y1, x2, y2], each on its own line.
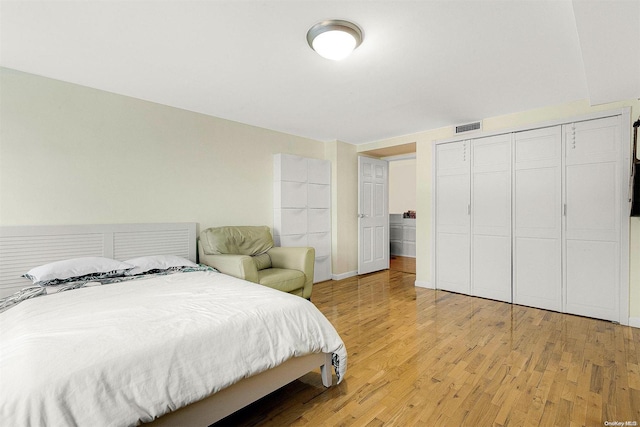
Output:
[200, 226, 274, 257]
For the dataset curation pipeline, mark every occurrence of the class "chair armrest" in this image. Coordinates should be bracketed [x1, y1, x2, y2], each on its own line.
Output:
[268, 247, 315, 299]
[198, 250, 259, 283]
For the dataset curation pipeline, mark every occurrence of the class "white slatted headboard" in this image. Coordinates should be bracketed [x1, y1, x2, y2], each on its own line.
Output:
[0, 223, 197, 298]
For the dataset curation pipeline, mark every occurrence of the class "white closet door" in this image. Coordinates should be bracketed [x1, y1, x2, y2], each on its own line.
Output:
[513, 126, 562, 311]
[564, 116, 621, 322]
[471, 134, 512, 302]
[436, 141, 470, 294]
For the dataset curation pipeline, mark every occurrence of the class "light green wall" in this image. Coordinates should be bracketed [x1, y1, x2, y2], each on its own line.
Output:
[0, 68, 326, 234]
[359, 98, 640, 319]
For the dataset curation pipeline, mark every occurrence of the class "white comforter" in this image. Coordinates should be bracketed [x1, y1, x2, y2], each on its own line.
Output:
[0, 271, 347, 426]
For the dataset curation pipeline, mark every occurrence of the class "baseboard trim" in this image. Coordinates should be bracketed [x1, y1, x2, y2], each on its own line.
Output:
[628, 317, 640, 329]
[415, 280, 434, 289]
[332, 271, 358, 280]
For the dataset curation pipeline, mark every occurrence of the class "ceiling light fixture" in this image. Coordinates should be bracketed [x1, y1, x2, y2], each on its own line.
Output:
[307, 20, 363, 61]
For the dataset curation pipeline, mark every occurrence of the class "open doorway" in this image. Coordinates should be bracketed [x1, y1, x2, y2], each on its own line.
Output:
[388, 155, 416, 274]
[359, 142, 417, 275]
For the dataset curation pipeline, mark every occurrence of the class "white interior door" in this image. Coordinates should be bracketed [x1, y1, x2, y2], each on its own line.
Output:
[513, 126, 562, 312]
[471, 134, 512, 302]
[564, 116, 621, 322]
[435, 141, 471, 294]
[358, 156, 389, 274]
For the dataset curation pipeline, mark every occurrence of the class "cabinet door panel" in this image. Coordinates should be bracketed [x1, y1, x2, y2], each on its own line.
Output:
[308, 208, 331, 233]
[514, 167, 559, 234]
[514, 237, 562, 311]
[308, 232, 331, 257]
[472, 235, 511, 302]
[276, 154, 307, 182]
[513, 126, 562, 311]
[565, 240, 618, 321]
[277, 209, 307, 235]
[473, 170, 510, 234]
[471, 134, 511, 302]
[276, 181, 307, 208]
[564, 117, 620, 322]
[436, 174, 470, 234]
[314, 256, 332, 283]
[308, 184, 330, 208]
[565, 162, 618, 241]
[390, 225, 402, 241]
[436, 232, 470, 294]
[307, 158, 331, 184]
[435, 141, 470, 293]
[279, 234, 308, 247]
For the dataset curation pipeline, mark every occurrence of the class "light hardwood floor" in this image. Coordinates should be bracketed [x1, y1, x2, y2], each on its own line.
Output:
[214, 270, 640, 426]
[390, 256, 416, 274]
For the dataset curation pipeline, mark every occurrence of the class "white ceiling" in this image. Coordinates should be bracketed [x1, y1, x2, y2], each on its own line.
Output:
[1, 0, 638, 145]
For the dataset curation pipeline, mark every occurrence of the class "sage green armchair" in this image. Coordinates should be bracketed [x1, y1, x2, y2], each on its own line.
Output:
[198, 226, 315, 299]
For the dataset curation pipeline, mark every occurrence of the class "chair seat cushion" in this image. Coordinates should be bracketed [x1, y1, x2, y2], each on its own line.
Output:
[258, 268, 305, 293]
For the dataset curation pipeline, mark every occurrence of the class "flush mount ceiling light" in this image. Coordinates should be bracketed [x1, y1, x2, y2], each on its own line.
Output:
[307, 20, 363, 61]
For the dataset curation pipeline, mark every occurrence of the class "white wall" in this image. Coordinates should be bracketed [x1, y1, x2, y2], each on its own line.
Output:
[0, 68, 325, 235]
[389, 158, 416, 214]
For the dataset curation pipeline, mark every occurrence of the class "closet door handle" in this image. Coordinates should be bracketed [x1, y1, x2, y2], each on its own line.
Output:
[563, 204, 567, 216]
[467, 204, 471, 215]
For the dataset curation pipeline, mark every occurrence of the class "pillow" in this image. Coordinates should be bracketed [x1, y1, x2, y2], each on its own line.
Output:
[124, 255, 198, 276]
[23, 257, 133, 286]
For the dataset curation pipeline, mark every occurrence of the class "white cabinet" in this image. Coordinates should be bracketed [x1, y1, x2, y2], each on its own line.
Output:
[434, 113, 627, 323]
[390, 215, 416, 257]
[274, 154, 332, 283]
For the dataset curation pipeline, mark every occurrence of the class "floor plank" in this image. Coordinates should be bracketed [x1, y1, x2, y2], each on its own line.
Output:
[213, 270, 640, 426]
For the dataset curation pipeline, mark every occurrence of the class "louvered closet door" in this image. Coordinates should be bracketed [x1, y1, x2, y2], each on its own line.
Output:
[564, 116, 621, 322]
[471, 134, 512, 302]
[435, 141, 470, 294]
[513, 126, 562, 312]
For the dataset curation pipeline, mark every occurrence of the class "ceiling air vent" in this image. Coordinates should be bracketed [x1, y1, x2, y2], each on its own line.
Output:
[455, 121, 482, 134]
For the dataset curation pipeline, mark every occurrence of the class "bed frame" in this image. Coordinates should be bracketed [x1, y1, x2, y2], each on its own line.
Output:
[0, 222, 335, 425]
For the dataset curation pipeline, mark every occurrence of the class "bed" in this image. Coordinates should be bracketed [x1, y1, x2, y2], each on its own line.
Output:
[0, 223, 347, 426]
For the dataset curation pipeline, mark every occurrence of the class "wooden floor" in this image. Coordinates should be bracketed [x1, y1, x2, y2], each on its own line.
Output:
[214, 269, 640, 426]
[390, 255, 416, 274]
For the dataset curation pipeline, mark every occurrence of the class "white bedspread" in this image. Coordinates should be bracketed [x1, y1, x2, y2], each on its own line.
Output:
[0, 271, 347, 426]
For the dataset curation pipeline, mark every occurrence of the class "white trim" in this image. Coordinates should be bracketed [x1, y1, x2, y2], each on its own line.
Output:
[382, 153, 416, 161]
[332, 270, 358, 280]
[431, 139, 437, 291]
[628, 317, 640, 329]
[415, 280, 433, 289]
[619, 109, 631, 325]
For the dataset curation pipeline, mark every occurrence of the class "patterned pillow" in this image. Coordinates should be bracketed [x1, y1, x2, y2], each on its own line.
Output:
[23, 257, 133, 286]
[124, 255, 198, 276]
